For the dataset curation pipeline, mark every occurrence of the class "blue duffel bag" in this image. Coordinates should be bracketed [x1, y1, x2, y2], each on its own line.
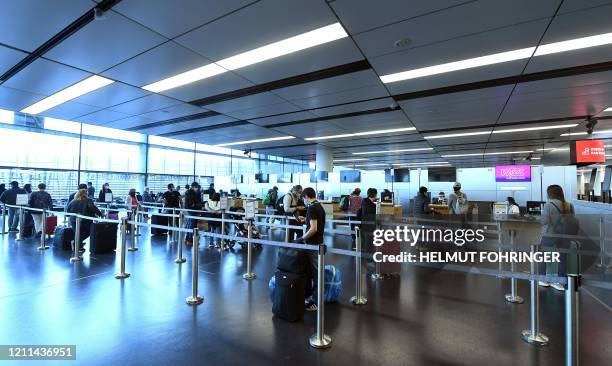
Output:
[269, 265, 342, 303]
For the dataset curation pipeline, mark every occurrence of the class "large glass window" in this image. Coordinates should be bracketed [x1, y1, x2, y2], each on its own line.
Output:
[81, 171, 144, 199]
[81, 138, 145, 173]
[0, 167, 77, 200]
[195, 153, 231, 176]
[0, 126, 80, 170]
[148, 147, 195, 175]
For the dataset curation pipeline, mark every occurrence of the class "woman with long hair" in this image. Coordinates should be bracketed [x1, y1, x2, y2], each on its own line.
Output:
[67, 188, 102, 251]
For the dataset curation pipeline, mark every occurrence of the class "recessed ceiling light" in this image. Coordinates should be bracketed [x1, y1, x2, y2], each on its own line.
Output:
[214, 136, 295, 147]
[603, 107, 612, 112]
[560, 129, 612, 136]
[441, 150, 534, 158]
[393, 161, 448, 166]
[424, 131, 491, 139]
[352, 147, 433, 155]
[333, 158, 369, 162]
[396, 164, 452, 168]
[424, 124, 578, 139]
[352, 163, 389, 167]
[493, 124, 578, 134]
[21, 75, 114, 114]
[143, 23, 348, 92]
[381, 31, 612, 83]
[304, 127, 416, 141]
[531, 157, 542, 160]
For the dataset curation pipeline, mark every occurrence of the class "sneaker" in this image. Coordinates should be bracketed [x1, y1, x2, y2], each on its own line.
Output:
[305, 302, 318, 312]
[551, 282, 565, 291]
[538, 281, 551, 287]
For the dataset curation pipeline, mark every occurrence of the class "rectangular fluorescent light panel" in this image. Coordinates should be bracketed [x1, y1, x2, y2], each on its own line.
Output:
[605, 107, 612, 112]
[381, 31, 612, 84]
[305, 127, 416, 141]
[352, 147, 433, 155]
[394, 161, 448, 166]
[215, 136, 295, 147]
[424, 130, 491, 139]
[143, 23, 348, 93]
[441, 150, 533, 158]
[333, 158, 369, 162]
[21, 75, 114, 114]
[217, 23, 348, 70]
[0, 109, 15, 124]
[424, 124, 577, 140]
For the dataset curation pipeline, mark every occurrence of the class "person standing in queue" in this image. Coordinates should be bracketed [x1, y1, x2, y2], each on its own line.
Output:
[357, 188, 377, 259]
[296, 187, 325, 312]
[184, 182, 203, 246]
[0, 181, 27, 232]
[28, 183, 53, 238]
[98, 183, 113, 203]
[87, 182, 95, 199]
[283, 185, 304, 241]
[67, 188, 102, 251]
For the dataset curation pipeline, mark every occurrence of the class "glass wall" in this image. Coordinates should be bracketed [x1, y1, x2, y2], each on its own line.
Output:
[0, 109, 308, 201]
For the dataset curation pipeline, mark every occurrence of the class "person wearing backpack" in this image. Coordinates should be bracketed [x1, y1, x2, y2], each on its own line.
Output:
[448, 182, 469, 215]
[263, 186, 279, 225]
[539, 185, 576, 291]
[278, 185, 304, 242]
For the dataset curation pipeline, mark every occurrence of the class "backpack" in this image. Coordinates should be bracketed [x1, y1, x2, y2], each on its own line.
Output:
[275, 194, 286, 215]
[551, 202, 579, 235]
[263, 191, 272, 206]
[339, 196, 348, 211]
[453, 192, 469, 215]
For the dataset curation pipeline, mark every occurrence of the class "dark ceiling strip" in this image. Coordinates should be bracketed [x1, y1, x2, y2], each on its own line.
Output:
[125, 110, 221, 131]
[160, 121, 248, 137]
[393, 60, 612, 101]
[0, 0, 122, 82]
[188, 59, 372, 106]
[265, 106, 397, 128]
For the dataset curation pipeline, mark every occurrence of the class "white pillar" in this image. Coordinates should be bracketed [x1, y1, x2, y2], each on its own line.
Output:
[315, 145, 333, 173]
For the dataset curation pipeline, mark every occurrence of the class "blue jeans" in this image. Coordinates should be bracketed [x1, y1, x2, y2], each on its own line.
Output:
[8, 207, 20, 230]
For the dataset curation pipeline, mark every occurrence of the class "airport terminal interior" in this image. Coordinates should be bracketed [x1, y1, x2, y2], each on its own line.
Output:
[1, 0, 612, 365]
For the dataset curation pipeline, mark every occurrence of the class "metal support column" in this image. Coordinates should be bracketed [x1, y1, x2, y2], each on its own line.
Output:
[186, 228, 204, 305]
[243, 219, 256, 280]
[115, 217, 130, 279]
[565, 275, 579, 366]
[310, 244, 332, 349]
[350, 227, 367, 305]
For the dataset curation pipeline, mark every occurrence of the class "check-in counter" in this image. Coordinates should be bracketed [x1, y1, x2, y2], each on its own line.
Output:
[429, 204, 450, 215]
[230, 198, 263, 210]
[380, 203, 402, 217]
[319, 200, 335, 217]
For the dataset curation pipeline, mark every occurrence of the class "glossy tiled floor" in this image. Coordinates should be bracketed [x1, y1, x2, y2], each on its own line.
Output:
[1, 227, 611, 366]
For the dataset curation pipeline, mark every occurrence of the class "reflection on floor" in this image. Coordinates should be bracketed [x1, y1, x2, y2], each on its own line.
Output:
[0, 227, 611, 366]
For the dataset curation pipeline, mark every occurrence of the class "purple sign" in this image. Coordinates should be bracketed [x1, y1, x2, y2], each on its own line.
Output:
[495, 165, 531, 182]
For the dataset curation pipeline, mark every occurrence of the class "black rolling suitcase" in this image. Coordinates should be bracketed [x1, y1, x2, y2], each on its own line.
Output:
[53, 226, 74, 251]
[151, 213, 169, 235]
[272, 270, 307, 322]
[89, 222, 118, 254]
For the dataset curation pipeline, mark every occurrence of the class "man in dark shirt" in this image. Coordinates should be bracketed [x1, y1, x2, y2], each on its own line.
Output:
[357, 188, 378, 256]
[87, 182, 95, 199]
[29, 183, 53, 237]
[184, 182, 203, 245]
[0, 181, 27, 232]
[296, 187, 325, 311]
[161, 184, 181, 209]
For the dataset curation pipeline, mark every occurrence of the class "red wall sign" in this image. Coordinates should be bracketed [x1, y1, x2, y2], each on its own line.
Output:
[574, 140, 606, 164]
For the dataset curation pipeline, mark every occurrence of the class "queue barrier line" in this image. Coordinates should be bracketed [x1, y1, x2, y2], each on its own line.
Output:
[136, 210, 179, 219]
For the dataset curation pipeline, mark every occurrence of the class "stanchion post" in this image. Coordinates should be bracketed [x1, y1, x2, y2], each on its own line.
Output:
[175, 214, 186, 264]
[310, 244, 332, 349]
[371, 218, 383, 280]
[1, 204, 6, 234]
[134, 209, 141, 236]
[596, 216, 609, 269]
[115, 217, 130, 279]
[70, 217, 82, 263]
[350, 227, 367, 305]
[521, 243, 549, 346]
[220, 210, 226, 249]
[242, 219, 256, 280]
[284, 217, 290, 243]
[177, 211, 184, 247]
[16, 206, 25, 241]
[171, 208, 177, 244]
[128, 211, 138, 251]
[565, 275, 579, 366]
[38, 209, 49, 250]
[497, 222, 503, 278]
[186, 228, 204, 305]
[505, 230, 524, 303]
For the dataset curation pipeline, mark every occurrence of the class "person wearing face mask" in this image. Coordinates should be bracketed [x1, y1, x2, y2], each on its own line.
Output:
[98, 183, 113, 203]
[295, 187, 325, 312]
[282, 185, 305, 242]
[126, 188, 139, 211]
